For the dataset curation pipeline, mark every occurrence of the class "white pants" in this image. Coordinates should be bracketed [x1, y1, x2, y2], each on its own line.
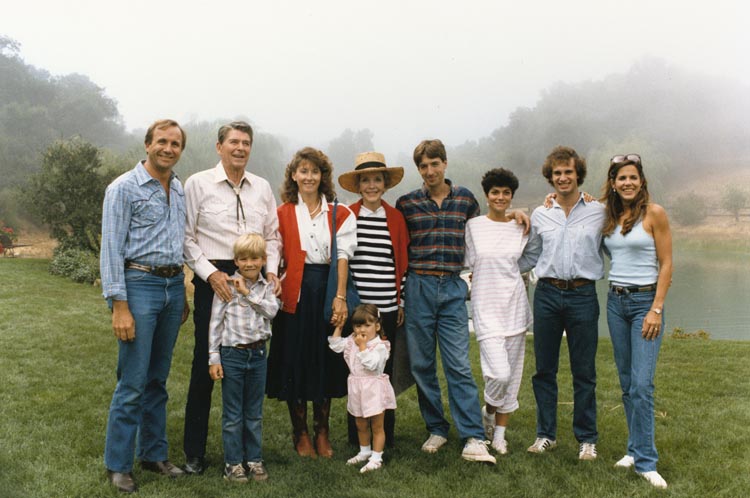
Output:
[479, 333, 526, 413]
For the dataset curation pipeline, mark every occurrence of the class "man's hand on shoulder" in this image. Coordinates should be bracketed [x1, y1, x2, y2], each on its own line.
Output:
[509, 210, 531, 235]
[208, 270, 233, 302]
[266, 273, 282, 297]
[112, 300, 136, 342]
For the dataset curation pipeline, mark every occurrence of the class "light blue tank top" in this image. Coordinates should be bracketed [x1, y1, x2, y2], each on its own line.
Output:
[603, 220, 658, 286]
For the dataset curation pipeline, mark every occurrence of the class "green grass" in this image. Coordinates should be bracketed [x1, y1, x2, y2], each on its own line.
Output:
[1, 258, 749, 497]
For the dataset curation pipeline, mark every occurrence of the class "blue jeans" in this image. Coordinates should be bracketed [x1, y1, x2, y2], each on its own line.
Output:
[220, 346, 267, 464]
[532, 279, 598, 443]
[607, 288, 663, 472]
[404, 272, 484, 441]
[104, 270, 185, 472]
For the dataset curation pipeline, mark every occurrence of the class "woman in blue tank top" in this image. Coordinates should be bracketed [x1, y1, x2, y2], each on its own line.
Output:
[601, 154, 673, 489]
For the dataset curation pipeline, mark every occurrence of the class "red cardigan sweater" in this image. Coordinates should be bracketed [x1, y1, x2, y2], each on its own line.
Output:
[277, 202, 353, 314]
[348, 200, 410, 306]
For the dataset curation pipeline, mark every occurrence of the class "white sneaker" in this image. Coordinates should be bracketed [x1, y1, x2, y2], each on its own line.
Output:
[359, 458, 383, 474]
[461, 438, 496, 464]
[614, 455, 635, 468]
[491, 437, 508, 455]
[421, 434, 448, 453]
[527, 437, 557, 454]
[578, 442, 597, 461]
[481, 406, 494, 440]
[638, 470, 668, 489]
[346, 451, 372, 465]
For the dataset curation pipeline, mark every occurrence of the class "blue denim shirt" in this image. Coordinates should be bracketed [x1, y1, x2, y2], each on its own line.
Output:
[100, 161, 186, 301]
[519, 195, 605, 281]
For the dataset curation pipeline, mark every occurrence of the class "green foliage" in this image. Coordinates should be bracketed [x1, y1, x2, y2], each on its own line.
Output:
[720, 185, 747, 222]
[21, 138, 116, 250]
[670, 327, 711, 340]
[671, 191, 708, 226]
[48, 246, 99, 283]
[449, 58, 750, 203]
[0, 38, 127, 189]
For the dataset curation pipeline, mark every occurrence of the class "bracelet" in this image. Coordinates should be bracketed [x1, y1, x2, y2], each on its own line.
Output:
[335, 294, 347, 301]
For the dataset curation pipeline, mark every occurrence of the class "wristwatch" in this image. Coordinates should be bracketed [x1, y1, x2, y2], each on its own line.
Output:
[651, 307, 662, 315]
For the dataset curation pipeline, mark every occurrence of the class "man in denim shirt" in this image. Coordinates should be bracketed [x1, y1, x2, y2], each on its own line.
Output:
[100, 119, 189, 493]
[519, 146, 605, 462]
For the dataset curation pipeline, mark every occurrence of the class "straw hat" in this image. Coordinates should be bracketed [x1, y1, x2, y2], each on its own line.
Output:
[337, 151, 404, 193]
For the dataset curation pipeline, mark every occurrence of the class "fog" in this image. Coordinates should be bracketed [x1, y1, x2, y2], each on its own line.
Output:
[4, 0, 748, 162]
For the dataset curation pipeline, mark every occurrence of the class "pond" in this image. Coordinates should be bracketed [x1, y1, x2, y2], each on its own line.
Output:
[523, 248, 750, 341]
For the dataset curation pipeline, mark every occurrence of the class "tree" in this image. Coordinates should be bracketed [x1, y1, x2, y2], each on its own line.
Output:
[672, 191, 708, 226]
[720, 186, 747, 222]
[22, 138, 117, 250]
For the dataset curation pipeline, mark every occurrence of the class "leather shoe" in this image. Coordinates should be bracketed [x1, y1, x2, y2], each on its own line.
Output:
[182, 456, 206, 475]
[140, 460, 185, 478]
[107, 470, 137, 493]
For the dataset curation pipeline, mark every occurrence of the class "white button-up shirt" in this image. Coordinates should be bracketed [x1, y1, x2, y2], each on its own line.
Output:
[294, 194, 357, 264]
[184, 162, 281, 281]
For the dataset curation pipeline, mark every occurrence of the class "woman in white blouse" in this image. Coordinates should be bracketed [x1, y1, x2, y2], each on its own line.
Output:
[266, 147, 357, 458]
[464, 168, 531, 456]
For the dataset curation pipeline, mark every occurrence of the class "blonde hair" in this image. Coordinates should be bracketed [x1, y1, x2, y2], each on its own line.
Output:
[233, 233, 267, 259]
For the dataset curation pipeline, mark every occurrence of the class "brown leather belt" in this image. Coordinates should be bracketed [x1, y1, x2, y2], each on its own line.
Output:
[610, 283, 657, 295]
[412, 269, 457, 277]
[234, 340, 266, 350]
[125, 262, 183, 278]
[540, 277, 594, 290]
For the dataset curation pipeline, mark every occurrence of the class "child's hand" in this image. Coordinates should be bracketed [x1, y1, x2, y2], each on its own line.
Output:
[332, 323, 344, 338]
[354, 331, 368, 350]
[209, 364, 224, 381]
[233, 277, 249, 296]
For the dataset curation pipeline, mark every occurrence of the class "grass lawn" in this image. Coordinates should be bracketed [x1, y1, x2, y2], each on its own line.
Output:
[1, 258, 748, 497]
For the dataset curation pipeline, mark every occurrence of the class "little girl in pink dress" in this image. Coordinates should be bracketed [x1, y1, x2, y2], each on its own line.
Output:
[329, 304, 397, 473]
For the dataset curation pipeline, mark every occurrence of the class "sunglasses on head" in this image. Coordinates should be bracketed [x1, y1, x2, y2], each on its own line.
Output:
[610, 154, 642, 166]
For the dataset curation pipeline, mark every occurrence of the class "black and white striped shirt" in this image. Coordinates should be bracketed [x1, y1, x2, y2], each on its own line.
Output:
[350, 206, 400, 313]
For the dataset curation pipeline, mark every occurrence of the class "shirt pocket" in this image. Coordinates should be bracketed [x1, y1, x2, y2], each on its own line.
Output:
[200, 199, 231, 224]
[131, 198, 165, 228]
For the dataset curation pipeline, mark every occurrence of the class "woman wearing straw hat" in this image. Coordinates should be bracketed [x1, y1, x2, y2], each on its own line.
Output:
[338, 151, 409, 448]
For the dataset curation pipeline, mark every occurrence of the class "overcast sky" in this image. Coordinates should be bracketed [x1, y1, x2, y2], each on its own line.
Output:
[3, 0, 748, 159]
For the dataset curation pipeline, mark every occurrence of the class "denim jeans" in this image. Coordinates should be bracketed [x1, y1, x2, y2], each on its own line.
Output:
[532, 279, 598, 443]
[104, 269, 185, 472]
[607, 288, 663, 472]
[220, 345, 267, 464]
[404, 272, 484, 441]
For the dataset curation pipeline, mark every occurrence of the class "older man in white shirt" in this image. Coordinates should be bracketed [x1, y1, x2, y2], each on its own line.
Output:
[182, 121, 281, 474]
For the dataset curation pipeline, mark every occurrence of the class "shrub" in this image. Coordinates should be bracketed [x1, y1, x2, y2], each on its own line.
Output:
[672, 191, 708, 226]
[670, 326, 711, 340]
[49, 246, 100, 284]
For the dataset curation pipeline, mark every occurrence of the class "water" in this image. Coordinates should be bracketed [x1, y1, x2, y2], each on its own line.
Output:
[522, 248, 750, 341]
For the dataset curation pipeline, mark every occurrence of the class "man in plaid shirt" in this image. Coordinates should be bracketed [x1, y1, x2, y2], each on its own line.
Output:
[396, 139, 529, 463]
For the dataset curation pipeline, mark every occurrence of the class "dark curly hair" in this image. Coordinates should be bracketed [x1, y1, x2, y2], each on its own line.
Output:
[600, 157, 650, 236]
[481, 168, 519, 196]
[541, 145, 586, 186]
[280, 147, 337, 203]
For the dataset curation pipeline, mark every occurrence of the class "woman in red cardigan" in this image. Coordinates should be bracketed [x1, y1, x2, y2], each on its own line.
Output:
[338, 151, 409, 448]
[266, 147, 357, 458]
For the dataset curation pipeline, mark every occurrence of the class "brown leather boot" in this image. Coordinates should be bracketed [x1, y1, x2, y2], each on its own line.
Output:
[288, 401, 316, 457]
[313, 399, 333, 458]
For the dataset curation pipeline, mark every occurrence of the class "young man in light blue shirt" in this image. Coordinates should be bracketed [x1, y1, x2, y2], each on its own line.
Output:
[519, 145, 605, 461]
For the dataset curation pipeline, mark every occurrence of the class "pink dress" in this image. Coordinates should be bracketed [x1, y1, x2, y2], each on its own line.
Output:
[329, 336, 397, 418]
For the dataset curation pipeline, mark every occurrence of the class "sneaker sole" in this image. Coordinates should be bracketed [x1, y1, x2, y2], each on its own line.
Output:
[462, 454, 497, 464]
